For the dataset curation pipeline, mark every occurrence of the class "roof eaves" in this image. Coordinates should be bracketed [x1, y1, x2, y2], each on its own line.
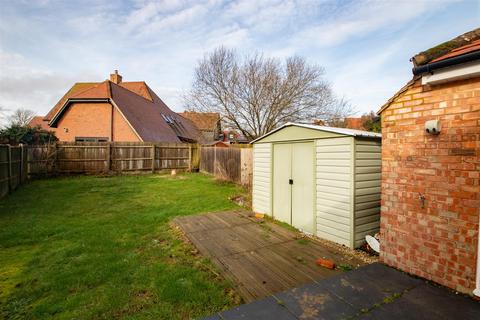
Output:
[377, 78, 418, 115]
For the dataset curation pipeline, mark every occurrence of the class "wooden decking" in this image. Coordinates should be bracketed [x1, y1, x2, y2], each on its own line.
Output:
[173, 210, 365, 302]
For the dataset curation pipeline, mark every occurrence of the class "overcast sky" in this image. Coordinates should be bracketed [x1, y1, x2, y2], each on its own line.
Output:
[0, 0, 478, 121]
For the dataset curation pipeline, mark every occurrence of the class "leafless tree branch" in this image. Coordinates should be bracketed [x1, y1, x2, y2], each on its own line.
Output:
[184, 47, 354, 140]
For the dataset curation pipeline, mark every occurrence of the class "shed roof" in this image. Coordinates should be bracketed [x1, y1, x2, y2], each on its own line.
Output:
[251, 122, 381, 143]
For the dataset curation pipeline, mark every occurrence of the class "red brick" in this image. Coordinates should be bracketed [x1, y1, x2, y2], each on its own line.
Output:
[379, 77, 480, 296]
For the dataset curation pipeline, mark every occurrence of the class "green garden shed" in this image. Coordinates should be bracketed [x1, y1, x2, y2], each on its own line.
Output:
[251, 123, 382, 248]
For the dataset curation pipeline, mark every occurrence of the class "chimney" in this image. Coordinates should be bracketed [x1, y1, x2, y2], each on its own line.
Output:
[110, 70, 122, 84]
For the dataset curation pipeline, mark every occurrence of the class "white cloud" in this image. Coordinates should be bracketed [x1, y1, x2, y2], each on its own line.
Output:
[0, 0, 474, 120]
[294, 0, 458, 48]
[0, 51, 94, 117]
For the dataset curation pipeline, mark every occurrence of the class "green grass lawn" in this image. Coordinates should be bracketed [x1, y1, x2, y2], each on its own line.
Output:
[0, 173, 244, 319]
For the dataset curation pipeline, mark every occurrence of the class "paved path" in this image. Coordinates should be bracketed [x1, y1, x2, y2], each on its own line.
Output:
[173, 210, 365, 302]
[202, 263, 480, 320]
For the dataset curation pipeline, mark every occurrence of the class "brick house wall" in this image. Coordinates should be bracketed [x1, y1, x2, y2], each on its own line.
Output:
[55, 102, 139, 142]
[380, 77, 480, 294]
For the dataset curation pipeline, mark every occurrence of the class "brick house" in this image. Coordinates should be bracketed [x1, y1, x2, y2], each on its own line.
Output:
[221, 129, 249, 144]
[179, 111, 221, 143]
[30, 71, 204, 143]
[378, 28, 480, 296]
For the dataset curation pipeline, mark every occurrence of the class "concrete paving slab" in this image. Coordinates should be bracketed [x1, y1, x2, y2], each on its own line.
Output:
[201, 263, 480, 320]
[218, 296, 297, 320]
[274, 281, 357, 320]
[351, 263, 423, 292]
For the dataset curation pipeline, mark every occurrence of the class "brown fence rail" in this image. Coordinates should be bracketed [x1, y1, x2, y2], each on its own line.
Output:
[200, 147, 252, 186]
[27, 142, 198, 176]
[0, 145, 28, 198]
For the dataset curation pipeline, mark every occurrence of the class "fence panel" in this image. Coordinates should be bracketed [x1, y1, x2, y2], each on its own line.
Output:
[112, 143, 152, 172]
[26, 142, 195, 175]
[155, 143, 190, 170]
[9, 146, 22, 190]
[27, 144, 55, 176]
[200, 147, 252, 186]
[200, 147, 215, 174]
[0, 145, 29, 198]
[0, 146, 9, 198]
[56, 142, 108, 173]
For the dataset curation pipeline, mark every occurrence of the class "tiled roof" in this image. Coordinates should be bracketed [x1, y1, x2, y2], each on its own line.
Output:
[430, 39, 480, 63]
[120, 82, 153, 101]
[28, 116, 52, 131]
[344, 118, 364, 130]
[411, 28, 480, 66]
[179, 112, 220, 131]
[44, 82, 97, 120]
[46, 79, 204, 143]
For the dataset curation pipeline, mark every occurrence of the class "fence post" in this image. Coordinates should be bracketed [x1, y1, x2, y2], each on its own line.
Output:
[151, 144, 155, 173]
[7, 145, 12, 193]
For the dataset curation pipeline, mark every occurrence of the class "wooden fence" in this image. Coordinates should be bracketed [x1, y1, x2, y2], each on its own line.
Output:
[0, 145, 28, 198]
[0, 141, 252, 199]
[200, 147, 253, 187]
[27, 142, 199, 176]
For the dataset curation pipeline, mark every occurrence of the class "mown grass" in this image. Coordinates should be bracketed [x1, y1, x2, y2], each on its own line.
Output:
[0, 173, 243, 319]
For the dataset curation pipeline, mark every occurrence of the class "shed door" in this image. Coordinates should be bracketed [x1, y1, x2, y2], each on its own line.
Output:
[272, 142, 314, 234]
[291, 142, 315, 234]
[273, 143, 291, 225]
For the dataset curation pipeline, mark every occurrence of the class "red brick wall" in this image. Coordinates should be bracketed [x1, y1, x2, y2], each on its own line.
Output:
[55, 102, 139, 142]
[380, 78, 480, 294]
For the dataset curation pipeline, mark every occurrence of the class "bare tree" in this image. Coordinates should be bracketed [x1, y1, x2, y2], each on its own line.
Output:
[9, 108, 36, 126]
[184, 47, 353, 140]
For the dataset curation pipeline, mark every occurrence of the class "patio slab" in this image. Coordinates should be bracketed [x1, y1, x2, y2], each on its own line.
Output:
[173, 210, 366, 302]
[203, 263, 480, 320]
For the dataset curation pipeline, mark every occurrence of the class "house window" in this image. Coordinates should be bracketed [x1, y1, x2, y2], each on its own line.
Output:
[75, 137, 109, 142]
[229, 133, 234, 140]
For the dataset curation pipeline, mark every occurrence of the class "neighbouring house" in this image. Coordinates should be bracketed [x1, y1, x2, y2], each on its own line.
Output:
[377, 28, 480, 296]
[344, 117, 365, 130]
[28, 116, 52, 131]
[221, 129, 249, 144]
[30, 71, 204, 143]
[204, 141, 229, 148]
[179, 111, 221, 142]
[251, 123, 382, 248]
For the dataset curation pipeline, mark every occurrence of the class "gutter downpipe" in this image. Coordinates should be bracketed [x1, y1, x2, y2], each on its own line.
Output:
[412, 51, 480, 76]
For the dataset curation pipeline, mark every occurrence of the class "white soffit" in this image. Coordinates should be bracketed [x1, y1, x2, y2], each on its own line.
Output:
[422, 61, 480, 85]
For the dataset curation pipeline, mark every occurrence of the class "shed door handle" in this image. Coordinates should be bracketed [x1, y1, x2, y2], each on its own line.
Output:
[289, 179, 293, 185]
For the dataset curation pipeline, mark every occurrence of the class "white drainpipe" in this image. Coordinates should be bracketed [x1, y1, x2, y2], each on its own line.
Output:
[474, 215, 480, 297]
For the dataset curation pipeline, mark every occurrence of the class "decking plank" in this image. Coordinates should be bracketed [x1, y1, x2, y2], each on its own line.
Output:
[173, 210, 366, 303]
